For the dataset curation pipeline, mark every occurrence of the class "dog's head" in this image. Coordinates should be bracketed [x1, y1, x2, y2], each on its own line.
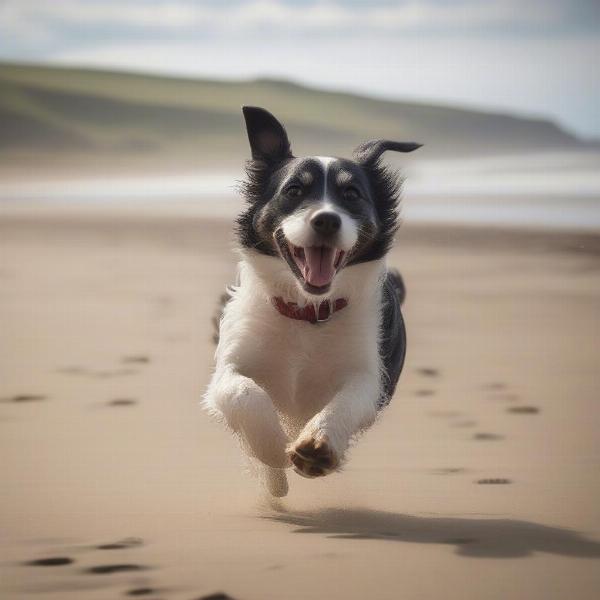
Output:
[237, 106, 420, 297]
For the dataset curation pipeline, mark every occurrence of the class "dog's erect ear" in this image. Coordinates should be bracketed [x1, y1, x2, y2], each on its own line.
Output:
[354, 139, 422, 165]
[242, 106, 293, 163]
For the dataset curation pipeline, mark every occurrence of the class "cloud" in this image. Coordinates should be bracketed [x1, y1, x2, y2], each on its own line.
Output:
[1, 0, 598, 41]
[45, 29, 600, 137]
[0, 1, 598, 136]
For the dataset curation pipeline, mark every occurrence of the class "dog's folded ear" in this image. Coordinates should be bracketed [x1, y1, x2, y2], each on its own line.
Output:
[354, 139, 422, 165]
[242, 106, 293, 163]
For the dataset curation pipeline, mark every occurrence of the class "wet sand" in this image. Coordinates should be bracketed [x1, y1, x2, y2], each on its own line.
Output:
[1, 213, 599, 599]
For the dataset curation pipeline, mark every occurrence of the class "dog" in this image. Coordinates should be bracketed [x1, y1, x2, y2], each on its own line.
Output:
[204, 106, 420, 497]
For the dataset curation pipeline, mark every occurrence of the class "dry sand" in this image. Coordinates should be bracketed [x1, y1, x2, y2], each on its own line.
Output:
[1, 212, 599, 600]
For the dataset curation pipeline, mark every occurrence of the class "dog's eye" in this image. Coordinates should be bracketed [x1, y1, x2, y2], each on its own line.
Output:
[343, 186, 361, 201]
[285, 184, 303, 198]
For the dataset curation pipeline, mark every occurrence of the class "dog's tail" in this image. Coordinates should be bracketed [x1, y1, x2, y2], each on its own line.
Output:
[386, 268, 406, 306]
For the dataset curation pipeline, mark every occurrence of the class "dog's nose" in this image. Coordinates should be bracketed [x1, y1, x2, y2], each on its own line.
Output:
[310, 212, 341, 236]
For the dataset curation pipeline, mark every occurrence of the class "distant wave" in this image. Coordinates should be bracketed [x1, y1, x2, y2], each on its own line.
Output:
[1, 152, 599, 230]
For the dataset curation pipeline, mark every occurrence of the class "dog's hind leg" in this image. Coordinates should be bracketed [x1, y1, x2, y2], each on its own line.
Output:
[204, 368, 291, 469]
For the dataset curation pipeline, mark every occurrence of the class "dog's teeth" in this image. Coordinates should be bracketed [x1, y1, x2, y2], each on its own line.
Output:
[293, 246, 305, 260]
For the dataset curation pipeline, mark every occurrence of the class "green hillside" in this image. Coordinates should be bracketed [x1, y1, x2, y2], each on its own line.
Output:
[0, 61, 584, 168]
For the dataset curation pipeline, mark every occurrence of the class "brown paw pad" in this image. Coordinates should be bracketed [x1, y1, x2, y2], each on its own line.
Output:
[289, 437, 338, 478]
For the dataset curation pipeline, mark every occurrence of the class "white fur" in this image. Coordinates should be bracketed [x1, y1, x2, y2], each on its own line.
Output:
[281, 204, 357, 251]
[281, 157, 358, 252]
[204, 247, 386, 496]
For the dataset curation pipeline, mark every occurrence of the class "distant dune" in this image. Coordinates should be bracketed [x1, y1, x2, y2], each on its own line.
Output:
[0, 61, 587, 171]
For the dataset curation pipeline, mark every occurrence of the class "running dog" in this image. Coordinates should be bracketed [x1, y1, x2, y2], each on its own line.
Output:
[204, 106, 420, 496]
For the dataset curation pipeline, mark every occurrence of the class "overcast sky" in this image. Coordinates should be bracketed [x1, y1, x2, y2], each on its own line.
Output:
[1, 0, 599, 138]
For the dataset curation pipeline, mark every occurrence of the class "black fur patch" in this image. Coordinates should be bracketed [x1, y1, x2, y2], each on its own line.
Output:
[236, 159, 280, 256]
[346, 158, 402, 266]
[378, 269, 407, 408]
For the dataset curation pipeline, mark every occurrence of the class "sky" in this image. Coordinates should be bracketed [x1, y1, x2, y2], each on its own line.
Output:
[1, 0, 599, 138]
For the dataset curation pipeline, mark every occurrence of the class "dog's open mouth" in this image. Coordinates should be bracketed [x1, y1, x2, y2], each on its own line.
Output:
[291, 245, 345, 289]
[288, 244, 345, 293]
[274, 230, 346, 294]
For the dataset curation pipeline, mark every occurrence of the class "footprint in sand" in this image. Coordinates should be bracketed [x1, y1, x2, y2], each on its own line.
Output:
[85, 564, 147, 575]
[415, 367, 440, 378]
[93, 369, 137, 378]
[57, 366, 86, 375]
[25, 557, 74, 567]
[415, 389, 435, 397]
[121, 355, 151, 365]
[508, 406, 540, 414]
[106, 399, 138, 407]
[431, 467, 466, 475]
[96, 537, 143, 550]
[126, 588, 158, 597]
[483, 382, 521, 402]
[58, 366, 138, 378]
[195, 594, 237, 600]
[473, 432, 505, 441]
[477, 478, 511, 484]
[5, 394, 47, 403]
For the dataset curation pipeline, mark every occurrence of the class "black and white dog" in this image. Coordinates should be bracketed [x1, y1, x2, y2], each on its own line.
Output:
[204, 107, 420, 497]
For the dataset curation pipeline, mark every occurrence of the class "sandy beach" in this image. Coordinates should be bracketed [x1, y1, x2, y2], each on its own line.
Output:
[1, 212, 599, 600]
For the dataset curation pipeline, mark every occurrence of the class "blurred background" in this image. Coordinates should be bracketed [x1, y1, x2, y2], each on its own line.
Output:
[1, 3, 600, 600]
[0, 0, 599, 226]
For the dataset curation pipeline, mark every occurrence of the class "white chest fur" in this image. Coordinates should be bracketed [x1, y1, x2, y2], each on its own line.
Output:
[216, 256, 383, 416]
[204, 252, 387, 486]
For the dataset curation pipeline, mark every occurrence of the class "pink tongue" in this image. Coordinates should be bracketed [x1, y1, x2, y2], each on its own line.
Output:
[303, 246, 336, 287]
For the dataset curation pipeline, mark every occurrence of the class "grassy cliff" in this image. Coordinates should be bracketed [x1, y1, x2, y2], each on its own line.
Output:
[0, 61, 584, 169]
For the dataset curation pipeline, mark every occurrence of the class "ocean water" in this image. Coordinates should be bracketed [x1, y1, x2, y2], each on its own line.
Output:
[401, 151, 600, 229]
[1, 151, 599, 230]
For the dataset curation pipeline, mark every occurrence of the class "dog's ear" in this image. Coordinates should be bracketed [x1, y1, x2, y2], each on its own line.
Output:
[242, 106, 293, 163]
[354, 139, 421, 165]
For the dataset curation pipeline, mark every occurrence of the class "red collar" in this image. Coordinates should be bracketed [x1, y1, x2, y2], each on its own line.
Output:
[272, 296, 348, 324]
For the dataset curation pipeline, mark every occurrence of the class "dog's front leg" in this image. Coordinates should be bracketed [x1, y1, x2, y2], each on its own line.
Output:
[288, 374, 379, 478]
[205, 368, 290, 469]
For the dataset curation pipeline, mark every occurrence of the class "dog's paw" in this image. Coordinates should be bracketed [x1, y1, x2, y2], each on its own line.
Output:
[287, 435, 339, 478]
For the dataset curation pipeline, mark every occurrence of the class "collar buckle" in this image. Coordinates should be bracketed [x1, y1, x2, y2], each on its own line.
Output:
[316, 301, 332, 323]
